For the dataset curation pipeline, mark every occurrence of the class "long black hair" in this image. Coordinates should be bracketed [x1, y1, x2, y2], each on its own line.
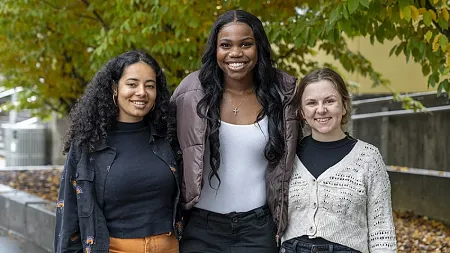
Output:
[63, 50, 177, 155]
[197, 10, 285, 187]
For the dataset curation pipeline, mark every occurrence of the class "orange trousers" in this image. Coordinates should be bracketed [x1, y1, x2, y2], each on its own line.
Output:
[109, 233, 179, 253]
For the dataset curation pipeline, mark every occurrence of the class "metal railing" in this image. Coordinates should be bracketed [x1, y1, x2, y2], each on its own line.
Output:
[387, 166, 450, 178]
[351, 90, 439, 105]
[352, 104, 450, 120]
[351, 90, 449, 120]
[351, 91, 449, 178]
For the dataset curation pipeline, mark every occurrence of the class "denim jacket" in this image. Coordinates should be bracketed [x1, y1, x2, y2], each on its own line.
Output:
[54, 125, 183, 253]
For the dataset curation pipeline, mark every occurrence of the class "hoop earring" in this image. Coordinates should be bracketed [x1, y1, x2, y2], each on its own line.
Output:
[112, 90, 118, 107]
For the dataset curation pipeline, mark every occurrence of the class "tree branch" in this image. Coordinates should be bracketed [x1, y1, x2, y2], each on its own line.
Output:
[278, 47, 296, 59]
[424, 0, 450, 39]
[74, 14, 98, 21]
[159, 57, 174, 75]
[62, 50, 87, 87]
[41, 0, 64, 10]
[79, 0, 110, 31]
[44, 99, 66, 114]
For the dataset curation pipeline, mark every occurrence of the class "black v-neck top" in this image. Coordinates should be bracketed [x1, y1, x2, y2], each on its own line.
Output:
[296, 134, 358, 179]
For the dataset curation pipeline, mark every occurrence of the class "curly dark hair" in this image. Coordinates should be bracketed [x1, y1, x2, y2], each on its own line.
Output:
[63, 50, 177, 155]
[197, 10, 285, 187]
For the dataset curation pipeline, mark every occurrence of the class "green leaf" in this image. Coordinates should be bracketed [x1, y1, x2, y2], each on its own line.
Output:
[439, 16, 448, 30]
[402, 6, 411, 22]
[422, 64, 431, 76]
[418, 42, 426, 55]
[347, 0, 359, 14]
[425, 31, 433, 42]
[360, 0, 370, 8]
[442, 66, 450, 75]
[437, 79, 449, 96]
[398, 0, 409, 10]
[423, 11, 432, 26]
[329, 5, 341, 24]
[389, 45, 397, 56]
[428, 73, 436, 87]
[439, 35, 448, 51]
[379, 8, 386, 20]
[395, 42, 405, 56]
[342, 4, 349, 19]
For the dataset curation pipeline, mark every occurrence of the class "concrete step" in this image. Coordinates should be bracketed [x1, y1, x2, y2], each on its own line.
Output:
[0, 184, 54, 253]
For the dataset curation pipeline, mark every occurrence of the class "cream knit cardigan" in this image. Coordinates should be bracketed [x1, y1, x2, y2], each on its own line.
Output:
[282, 140, 397, 253]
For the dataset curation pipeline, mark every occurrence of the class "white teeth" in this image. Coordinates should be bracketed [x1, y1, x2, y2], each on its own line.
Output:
[132, 101, 146, 105]
[316, 118, 330, 122]
[228, 63, 245, 69]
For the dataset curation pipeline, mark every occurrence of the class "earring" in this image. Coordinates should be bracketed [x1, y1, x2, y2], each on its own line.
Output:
[112, 90, 118, 107]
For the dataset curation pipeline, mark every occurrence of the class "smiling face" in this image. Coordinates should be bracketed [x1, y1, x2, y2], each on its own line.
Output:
[115, 62, 157, 123]
[216, 22, 258, 84]
[301, 80, 347, 141]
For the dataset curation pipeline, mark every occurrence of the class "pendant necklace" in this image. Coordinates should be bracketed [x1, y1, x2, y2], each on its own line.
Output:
[224, 88, 253, 116]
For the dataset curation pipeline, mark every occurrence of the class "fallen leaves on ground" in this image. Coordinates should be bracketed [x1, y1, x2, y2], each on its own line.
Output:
[394, 210, 450, 252]
[0, 169, 449, 252]
[0, 169, 62, 203]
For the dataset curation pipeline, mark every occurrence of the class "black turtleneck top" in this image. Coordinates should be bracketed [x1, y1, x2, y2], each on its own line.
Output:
[103, 120, 175, 238]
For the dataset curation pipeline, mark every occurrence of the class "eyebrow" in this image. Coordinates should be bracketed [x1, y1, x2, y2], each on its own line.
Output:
[304, 95, 338, 101]
[218, 37, 255, 42]
[125, 78, 156, 83]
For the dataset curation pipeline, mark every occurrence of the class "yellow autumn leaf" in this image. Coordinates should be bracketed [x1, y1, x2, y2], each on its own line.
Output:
[429, 10, 437, 21]
[434, 0, 440, 4]
[446, 51, 450, 66]
[410, 5, 419, 20]
[433, 34, 441, 52]
[399, 9, 404, 19]
[446, 44, 450, 64]
[442, 8, 449, 21]
[418, 8, 427, 15]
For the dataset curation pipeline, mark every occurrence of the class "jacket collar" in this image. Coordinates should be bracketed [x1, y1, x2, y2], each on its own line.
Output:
[276, 70, 298, 105]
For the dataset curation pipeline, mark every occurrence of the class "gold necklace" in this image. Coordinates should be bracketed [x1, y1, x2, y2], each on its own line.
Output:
[224, 88, 253, 116]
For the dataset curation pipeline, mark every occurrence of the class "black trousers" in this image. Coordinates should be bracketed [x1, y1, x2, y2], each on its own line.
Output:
[180, 205, 278, 253]
[281, 237, 361, 253]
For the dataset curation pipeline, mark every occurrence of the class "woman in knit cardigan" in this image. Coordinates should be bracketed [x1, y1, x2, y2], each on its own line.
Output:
[281, 68, 397, 253]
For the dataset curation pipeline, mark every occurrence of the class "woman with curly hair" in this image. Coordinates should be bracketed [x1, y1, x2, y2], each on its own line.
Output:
[54, 50, 182, 253]
[171, 10, 299, 253]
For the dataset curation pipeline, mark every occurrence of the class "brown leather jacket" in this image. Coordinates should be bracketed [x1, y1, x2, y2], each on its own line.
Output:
[171, 70, 300, 244]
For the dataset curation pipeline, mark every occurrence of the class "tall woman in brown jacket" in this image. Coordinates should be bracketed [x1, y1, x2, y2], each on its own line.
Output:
[171, 10, 299, 253]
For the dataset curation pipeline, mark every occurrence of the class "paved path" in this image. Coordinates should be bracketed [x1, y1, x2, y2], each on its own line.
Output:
[0, 231, 26, 253]
[0, 230, 49, 253]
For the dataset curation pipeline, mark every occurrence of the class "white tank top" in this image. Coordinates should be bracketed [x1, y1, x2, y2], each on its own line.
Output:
[195, 116, 269, 213]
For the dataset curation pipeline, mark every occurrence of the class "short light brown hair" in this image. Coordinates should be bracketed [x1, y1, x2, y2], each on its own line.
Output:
[293, 68, 351, 127]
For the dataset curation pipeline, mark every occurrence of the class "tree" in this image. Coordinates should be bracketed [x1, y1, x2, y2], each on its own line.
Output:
[0, 0, 448, 118]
